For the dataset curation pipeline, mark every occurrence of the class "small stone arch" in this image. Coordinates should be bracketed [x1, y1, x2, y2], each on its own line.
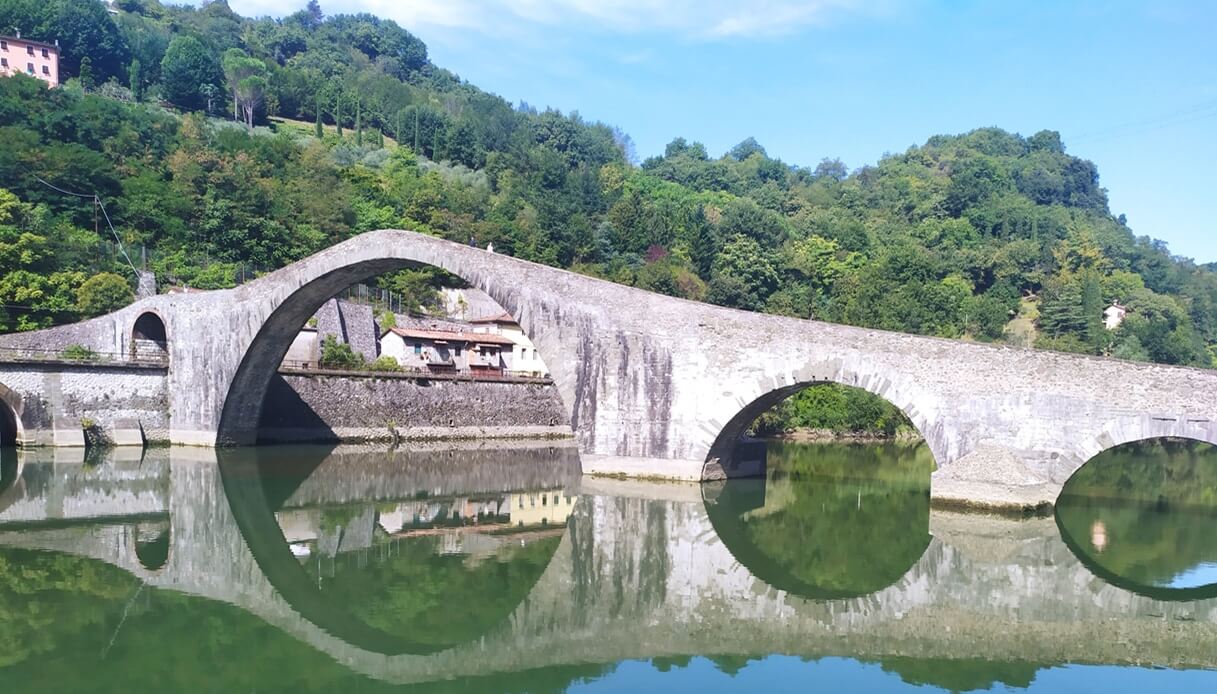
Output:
[0, 382, 25, 449]
[1060, 414, 1217, 484]
[701, 359, 946, 480]
[130, 311, 169, 362]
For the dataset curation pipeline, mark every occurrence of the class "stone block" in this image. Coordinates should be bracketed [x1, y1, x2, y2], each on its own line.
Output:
[111, 418, 144, 446]
[51, 417, 85, 447]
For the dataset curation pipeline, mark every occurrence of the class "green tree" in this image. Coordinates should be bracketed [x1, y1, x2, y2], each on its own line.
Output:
[37, 0, 130, 81]
[720, 197, 786, 246]
[318, 334, 364, 369]
[160, 36, 221, 110]
[75, 272, 132, 317]
[707, 235, 779, 311]
[221, 49, 267, 127]
[728, 136, 766, 161]
[128, 58, 142, 101]
[1039, 278, 1087, 338]
[77, 56, 94, 90]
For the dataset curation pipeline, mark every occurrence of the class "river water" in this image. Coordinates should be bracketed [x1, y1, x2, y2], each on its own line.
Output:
[0, 439, 1215, 692]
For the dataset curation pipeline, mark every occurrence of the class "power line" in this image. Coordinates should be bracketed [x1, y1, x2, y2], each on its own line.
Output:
[1071, 98, 1217, 144]
[29, 174, 141, 282]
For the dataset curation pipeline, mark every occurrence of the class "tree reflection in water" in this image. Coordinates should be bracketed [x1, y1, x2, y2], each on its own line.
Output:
[704, 441, 934, 599]
[298, 518, 562, 650]
[218, 445, 575, 654]
[1056, 438, 1217, 600]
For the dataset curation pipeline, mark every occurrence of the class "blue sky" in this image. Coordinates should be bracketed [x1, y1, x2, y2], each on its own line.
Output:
[222, 1, 1217, 263]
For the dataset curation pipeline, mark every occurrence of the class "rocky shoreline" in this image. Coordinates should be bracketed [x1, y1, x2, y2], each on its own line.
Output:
[768, 428, 924, 443]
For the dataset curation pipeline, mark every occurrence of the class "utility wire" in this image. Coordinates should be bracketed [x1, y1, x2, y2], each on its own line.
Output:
[1071, 98, 1217, 144]
[30, 174, 141, 282]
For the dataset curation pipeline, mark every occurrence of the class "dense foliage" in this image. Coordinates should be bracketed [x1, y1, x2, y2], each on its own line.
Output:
[0, 0, 1214, 384]
[753, 383, 914, 437]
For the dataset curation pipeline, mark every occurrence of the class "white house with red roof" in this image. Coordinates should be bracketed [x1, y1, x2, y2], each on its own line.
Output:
[469, 312, 550, 377]
[380, 326, 515, 375]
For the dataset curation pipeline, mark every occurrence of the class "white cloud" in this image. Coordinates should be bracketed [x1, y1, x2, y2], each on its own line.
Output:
[226, 1, 883, 39]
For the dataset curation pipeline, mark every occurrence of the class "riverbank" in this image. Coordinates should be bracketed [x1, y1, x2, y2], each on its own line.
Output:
[768, 428, 924, 443]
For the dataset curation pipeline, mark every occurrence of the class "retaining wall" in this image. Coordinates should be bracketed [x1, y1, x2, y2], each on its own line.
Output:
[258, 372, 571, 444]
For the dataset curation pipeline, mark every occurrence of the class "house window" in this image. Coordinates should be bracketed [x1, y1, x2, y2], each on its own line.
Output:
[413, 343, 421, 355]
[1, 40, 7, 50]
[40, 48, 48, 58]
[26, 63, 34, 74]
[41, 65, 48, 75]
[1, 58, 6, 68]
[26, 45, 33, 55]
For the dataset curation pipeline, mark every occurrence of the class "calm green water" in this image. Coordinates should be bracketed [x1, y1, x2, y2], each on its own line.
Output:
[0, 439, 1215, 692]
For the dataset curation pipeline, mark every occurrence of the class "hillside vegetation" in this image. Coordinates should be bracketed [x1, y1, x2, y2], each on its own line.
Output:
[0, 0, 1214, 378]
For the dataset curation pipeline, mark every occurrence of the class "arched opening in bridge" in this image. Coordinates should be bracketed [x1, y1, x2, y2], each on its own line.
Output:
[0, 386, 20, 450]
[705, 379, 937, 479]
[702, 381, 935, 598]
[223, 260, 566, 447]
[1055, 436, 1217, 600]
[131, 312, 168, 362]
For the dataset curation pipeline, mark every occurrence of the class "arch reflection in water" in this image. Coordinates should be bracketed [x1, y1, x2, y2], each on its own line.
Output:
[134, 520, 171, 571]
[1056, 438, 1217, 600]
[703, 440, 934, 599]
[216, 442, 580, 655]
[0, 446, 17, 499]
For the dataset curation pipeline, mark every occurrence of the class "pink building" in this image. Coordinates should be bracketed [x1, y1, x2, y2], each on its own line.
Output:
[0, 33, 60, 87]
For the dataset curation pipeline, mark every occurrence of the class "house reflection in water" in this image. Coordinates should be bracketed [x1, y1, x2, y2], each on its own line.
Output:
[273, 488, 576, 562]
[510, 490, 575, 527]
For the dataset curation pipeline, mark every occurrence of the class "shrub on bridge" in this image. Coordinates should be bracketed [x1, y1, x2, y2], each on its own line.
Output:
[61, 344, 100, 361]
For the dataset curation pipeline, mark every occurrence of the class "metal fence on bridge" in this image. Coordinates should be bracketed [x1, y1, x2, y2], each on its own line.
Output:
[0, 346, 168, 368]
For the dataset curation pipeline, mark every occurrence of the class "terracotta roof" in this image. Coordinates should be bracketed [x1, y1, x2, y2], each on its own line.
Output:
[469, 312, 518, 325]
[383, 326, 514, 346]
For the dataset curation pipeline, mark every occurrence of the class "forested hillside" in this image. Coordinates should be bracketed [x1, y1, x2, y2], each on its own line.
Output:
[1, 0, 1214, 372]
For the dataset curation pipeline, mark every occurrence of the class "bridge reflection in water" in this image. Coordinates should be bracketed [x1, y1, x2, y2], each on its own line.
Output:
[0, 442, 1216, 691]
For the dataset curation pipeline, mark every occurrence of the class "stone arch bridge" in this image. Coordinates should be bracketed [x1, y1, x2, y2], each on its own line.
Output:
[2, 229, 1216, 502]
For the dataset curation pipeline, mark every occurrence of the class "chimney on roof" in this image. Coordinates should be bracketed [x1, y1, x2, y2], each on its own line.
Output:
[14, 29, 19, 38]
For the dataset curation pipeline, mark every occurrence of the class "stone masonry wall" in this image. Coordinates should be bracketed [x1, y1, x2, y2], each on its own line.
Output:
[0, 362, 169, 445]
[258, 372, 570, 444]
[315, 299, 380, 362]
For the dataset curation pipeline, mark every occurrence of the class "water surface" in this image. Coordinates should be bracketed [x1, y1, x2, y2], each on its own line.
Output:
[0, 439, 1215, 692]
